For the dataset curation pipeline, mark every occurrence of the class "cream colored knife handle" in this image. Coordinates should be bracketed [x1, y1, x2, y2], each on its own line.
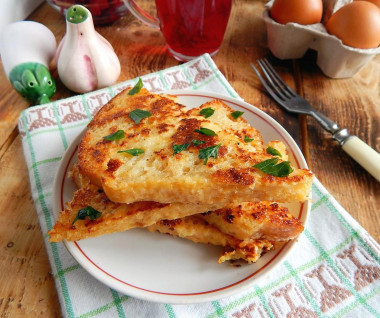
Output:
[341, 136, 380, 182]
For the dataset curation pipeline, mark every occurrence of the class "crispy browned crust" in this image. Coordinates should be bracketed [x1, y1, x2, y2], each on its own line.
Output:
[218, 240, 274, 264]
[78, 88, 313, 205]
[199, 202, 304, 241]
[146, 216, 274, 264]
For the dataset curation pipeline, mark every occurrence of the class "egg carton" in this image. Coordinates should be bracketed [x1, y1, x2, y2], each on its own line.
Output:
[264, 0, 380, 78]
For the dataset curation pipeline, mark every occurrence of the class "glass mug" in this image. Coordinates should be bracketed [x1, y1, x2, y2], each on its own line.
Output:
[123, 0, 233, 61]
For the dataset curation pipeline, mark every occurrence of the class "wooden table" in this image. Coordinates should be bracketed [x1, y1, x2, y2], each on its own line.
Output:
[0, 1, 379, 316]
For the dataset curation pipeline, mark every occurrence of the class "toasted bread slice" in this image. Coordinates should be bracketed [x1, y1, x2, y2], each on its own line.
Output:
[48, 184, 222, 242]
[50, 161, 303, 245]
[48, 166, 221, 242]
[146, 216, 274, 264]
[78, 88, 313, 205]
[199, 202, 304, 242]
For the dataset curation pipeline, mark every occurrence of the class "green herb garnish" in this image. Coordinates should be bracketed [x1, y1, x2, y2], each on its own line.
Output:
[200, 108, 215, 118]
[231, 111, 244, 120]
[129, 109, 152, 124]
[72, 206, 102, 226]
[266, 146, 282, 157]
[253, 158, 293, 177]
[244, 135, 254, 142]
[199, 143, 221, 165]
[192, 139, 205, 146]
[118, 148, 145, 156]
[103, 130, 125, 141]
[128, 78, 143, 95]
[172, 143, 190, 155]
[194, 127, 217, 136]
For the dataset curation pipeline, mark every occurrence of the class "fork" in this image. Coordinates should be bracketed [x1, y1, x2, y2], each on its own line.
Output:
[251, 58, 380, 182]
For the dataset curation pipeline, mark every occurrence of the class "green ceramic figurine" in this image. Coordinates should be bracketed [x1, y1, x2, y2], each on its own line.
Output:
[0, 21, 57, 105]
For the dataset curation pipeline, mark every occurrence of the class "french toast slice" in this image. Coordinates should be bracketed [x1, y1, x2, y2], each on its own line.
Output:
[50, 156, 303, 248]
[146, 216, 274, 264]
[48, 165, 222, 242]
[78, 88, 313, 205]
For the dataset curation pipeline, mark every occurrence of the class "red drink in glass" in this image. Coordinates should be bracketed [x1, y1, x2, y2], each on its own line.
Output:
[155, 0, 232, 61]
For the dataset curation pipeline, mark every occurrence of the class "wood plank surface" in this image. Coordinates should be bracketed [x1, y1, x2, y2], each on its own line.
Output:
[0, 1, 378, 317]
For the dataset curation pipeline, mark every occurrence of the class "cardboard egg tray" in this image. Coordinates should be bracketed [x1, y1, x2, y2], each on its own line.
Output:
[264, 0, 380, 78]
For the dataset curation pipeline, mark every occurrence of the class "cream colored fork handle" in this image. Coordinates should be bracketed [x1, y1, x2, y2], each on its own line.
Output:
[341, 136, 380, 182]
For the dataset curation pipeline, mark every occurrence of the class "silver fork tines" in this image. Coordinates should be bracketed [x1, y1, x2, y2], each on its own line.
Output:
[251, 58, 380, 182]
[251, 58, 339, 133]
[257, 59, 297, 101]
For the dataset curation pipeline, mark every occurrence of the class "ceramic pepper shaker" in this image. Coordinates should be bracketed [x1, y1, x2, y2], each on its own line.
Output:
[56, 5, 121, 93]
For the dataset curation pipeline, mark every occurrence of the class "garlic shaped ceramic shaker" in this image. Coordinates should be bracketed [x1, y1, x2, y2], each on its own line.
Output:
[56, 5, 121, 93]
[0, 21, 56, 105]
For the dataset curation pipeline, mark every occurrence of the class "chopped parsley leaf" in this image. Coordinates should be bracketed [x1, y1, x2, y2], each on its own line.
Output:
[244, 135, 254, 142]
[129, 109, 152, 124]
[72, 206, 101, 226]
[266, 146, 282, 157]
[128, 78, 143, 95]
[194, 127, 217, 136]
[231, 111, 244, 120]
[172, 143, 190, 155]
[200, 107, 215, 118]
[199, 143, 221, 165]
[192, 139, 205, 146]
[103, 130, 125, 141]
[118, 148, 145, 156]
[253, 158, 293, 177]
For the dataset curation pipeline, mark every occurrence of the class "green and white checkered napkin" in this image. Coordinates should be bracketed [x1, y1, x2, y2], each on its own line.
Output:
[18, 54, 379, 318]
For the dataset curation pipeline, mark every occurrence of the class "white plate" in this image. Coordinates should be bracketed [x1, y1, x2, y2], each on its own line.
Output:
[53, 90, 311, 304]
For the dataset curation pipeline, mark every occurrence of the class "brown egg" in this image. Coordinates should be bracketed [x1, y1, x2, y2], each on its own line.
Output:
[355, 0, 380, 8]
[270, 0, 323, 25]
[325, 1, 380, 49]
